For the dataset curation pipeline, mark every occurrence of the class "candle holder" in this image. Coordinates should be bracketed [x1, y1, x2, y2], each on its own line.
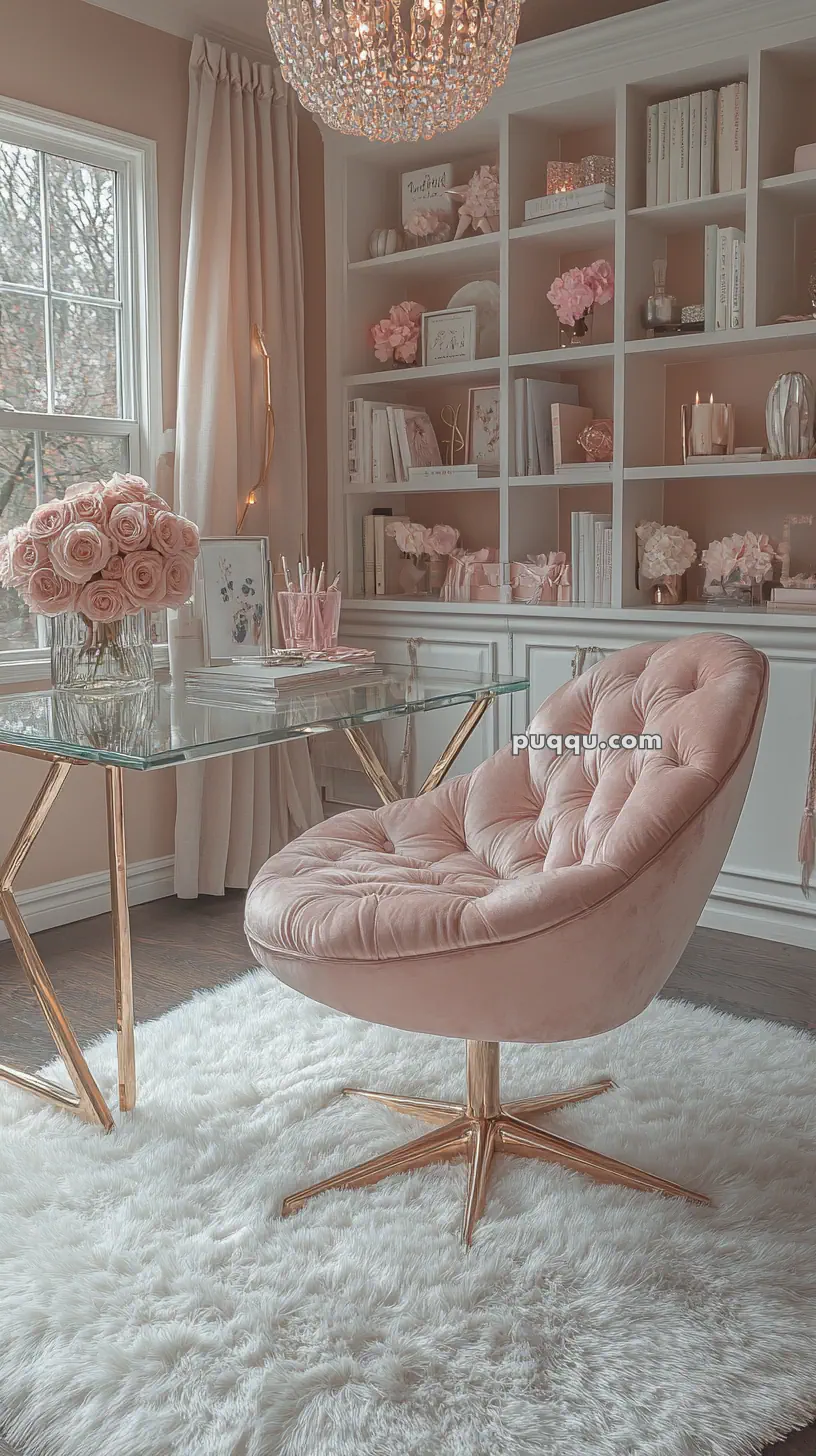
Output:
[682, 395, 735, 461]
[546, 161, 580, 195]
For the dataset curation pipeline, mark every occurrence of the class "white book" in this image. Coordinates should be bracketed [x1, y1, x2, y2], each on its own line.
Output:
[385, 407, 406, 483]
[730, 234, 745, 329]
[347, 398, 363, 484]
[677, 94, 690, 202]
[669, 97, 681, 203]
[525, 379, 579, 475]
[514, 378, 527, 474]
[362, 514, 376, 596]
[688, 92, 702, 200]
[602, 527, 613, 607]
[371, 406, 396, 484]
[704, 223, 719, 331]
[526, 381, 540, 475]
[657, 100, 670, 205]
[646, 103, 659, 207]
[570, 511, 581, 604]
[579, 514, 591, 607]
[593, 519, 604, 607]
[716, 227, 731, 330]
[524, 185, 614, 220]
[701, 89, 717, 196]
[373, 512, 388, 595]
[732, 80, 748, 190]
[718, 84, 736, 194]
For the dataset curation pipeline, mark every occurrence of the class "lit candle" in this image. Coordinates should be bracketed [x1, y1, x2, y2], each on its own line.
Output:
[688, 391, 734, 457]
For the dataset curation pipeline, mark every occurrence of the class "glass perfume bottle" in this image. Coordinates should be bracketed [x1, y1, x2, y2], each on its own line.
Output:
[644, 258, 680, 329]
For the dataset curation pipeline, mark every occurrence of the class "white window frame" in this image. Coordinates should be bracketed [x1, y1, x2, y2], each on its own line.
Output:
[0, 96, 165, 683]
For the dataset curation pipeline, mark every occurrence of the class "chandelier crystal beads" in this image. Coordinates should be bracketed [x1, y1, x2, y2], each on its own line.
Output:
[266, 0, 522, 143]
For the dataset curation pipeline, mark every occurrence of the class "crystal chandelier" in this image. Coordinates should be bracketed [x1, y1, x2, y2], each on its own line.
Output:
[266, 0, 522, 143]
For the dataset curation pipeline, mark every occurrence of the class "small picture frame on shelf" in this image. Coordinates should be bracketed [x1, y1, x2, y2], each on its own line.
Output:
[198, 536, 272, 664]
[422, 306, 477, 366]
[466, 386, 501, 475]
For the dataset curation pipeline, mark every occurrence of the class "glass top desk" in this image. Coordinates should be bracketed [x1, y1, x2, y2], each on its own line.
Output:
[0, 664, 528, 1132]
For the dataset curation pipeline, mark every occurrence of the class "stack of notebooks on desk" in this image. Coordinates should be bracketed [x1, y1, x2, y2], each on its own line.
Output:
[186, 659, 384, 707]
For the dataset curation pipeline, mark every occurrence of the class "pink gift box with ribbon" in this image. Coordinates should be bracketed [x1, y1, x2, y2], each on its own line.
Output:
[510, 552, 572, 604]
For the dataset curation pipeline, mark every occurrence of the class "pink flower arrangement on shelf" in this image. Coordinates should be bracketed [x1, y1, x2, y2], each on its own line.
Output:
[371, 300, 425, 366]
[0, 473, 200, 623]
[547, 258, 615, 329]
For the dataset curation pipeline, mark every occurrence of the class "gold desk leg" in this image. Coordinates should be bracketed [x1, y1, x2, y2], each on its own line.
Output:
[344, 692, 496, 804]
[0, 759, 114, 1130]
[418, 693, 494, 796]
[106, 765, 135, 1113]
[343, 726, 401, 805]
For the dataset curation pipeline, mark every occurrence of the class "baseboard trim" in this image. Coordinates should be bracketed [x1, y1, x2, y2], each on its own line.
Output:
[702, 867, 816, 951]
[0, 856, 175, 942]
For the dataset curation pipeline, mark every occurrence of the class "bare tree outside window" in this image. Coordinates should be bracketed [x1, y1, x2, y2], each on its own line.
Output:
[0, 134, 139, 650]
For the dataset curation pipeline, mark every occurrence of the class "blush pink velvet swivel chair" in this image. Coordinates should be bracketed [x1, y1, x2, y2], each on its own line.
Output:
[245, 634, 768, 1243]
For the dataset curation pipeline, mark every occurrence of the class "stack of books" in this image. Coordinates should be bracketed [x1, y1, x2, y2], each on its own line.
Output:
[514, 379, 579, 474]
[362, 508, 408, 596]
[347, 399, 440, 485]
[704, 224, 745, 330]
[186, 659, 385, 707]
[646, 82, 747, 206]
[570, 511, 613, 606]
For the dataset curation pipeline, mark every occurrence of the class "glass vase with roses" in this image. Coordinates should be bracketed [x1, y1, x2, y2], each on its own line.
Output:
[0, 474, 201, 694]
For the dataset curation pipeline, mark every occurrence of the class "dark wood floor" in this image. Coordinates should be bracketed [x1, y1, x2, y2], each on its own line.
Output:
[0, 899, 814, 1455]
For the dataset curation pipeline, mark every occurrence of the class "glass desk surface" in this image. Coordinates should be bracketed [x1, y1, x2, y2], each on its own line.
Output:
[0, 664, 529, 771]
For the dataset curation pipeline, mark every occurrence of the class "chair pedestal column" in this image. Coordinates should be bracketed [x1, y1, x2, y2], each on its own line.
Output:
[466, 1040, 500, 1119]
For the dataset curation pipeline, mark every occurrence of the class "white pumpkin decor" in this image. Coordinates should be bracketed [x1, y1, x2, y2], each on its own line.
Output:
[368, 227, 404, 259]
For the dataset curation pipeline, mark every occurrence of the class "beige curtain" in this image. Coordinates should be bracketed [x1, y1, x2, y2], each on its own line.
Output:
[174, 34, 322, 898]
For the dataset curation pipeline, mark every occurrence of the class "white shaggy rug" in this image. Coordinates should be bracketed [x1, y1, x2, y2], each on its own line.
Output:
[0, 972, 815, 1456]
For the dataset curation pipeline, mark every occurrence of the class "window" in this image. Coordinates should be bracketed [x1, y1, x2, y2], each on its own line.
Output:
[0, 100, 160, 671]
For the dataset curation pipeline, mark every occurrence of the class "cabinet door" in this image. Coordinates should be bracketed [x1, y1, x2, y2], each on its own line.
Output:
[711, 651, 816, 941]
[511, 636, 578, 730]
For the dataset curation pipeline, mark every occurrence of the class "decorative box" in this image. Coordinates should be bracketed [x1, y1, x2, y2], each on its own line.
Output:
[580, 155, 615, 188]
[510, 553, 572, 605]
[440, 548, 508, 602]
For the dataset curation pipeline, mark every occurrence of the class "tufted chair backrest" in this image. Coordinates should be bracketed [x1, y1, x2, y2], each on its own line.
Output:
[521, 634, 767, 880]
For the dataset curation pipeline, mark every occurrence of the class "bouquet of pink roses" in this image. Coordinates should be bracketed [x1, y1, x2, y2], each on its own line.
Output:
[0, 473, 200, 624]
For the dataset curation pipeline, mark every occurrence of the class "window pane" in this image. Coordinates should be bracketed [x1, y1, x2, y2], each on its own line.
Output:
[0, 142, 44, 287]
[42, 431, 128, 500]
[0, 430, 37, 649]
[0, 292, 48, 410]
[46, 155, 117, 300]
[52, 300, 120, 417]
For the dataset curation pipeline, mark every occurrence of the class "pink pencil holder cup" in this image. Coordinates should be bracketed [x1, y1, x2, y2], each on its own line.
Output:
[277, 590, 341, 651]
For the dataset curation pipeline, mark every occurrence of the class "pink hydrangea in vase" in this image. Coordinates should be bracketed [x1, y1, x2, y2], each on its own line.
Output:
[447, 165, 500, 239]
[403, 210, 452, 249]
[371, 301, 425, 367]
[0, 473, 201, 694]
[547, 258, 615, 346]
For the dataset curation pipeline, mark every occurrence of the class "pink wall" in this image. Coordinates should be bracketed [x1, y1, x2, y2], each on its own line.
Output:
[0, 0, 189, 886]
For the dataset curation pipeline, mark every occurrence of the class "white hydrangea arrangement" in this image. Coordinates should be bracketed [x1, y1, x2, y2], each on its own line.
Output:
[636, 521, 697, 580]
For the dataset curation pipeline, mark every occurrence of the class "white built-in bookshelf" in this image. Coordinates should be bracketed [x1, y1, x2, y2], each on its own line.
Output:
[322, 0, 816, 616]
